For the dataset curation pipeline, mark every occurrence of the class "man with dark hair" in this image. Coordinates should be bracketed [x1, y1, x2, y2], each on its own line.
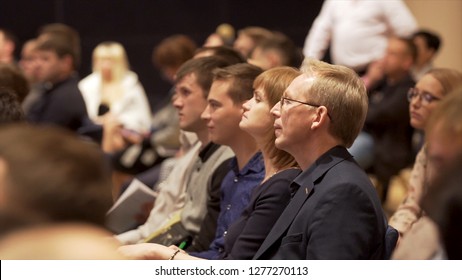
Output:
[411, 30, 442, 80]
[38, 23, 81, 70]
[116, 57, 234, 247]
[26, 35, 88, 132]
[194, 45, 246, 65]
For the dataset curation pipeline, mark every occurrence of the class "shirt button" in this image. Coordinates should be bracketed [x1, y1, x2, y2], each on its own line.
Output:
[226, 204, 231, 210]
[233, 177, 238, 183]
[223, 231, 228, 236]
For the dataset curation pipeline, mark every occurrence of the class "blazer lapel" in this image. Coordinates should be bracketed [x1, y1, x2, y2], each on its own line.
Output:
[254, 146, 352, 259]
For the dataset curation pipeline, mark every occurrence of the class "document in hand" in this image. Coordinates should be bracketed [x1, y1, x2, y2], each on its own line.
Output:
[106, 179, 157, 234]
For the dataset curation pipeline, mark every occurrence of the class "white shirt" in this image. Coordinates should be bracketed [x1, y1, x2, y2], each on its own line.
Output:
[79, 71, 152, 133]
[303, 0, 417, 71]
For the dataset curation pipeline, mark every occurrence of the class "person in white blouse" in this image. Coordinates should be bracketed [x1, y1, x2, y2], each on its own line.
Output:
[303, 0, 417, 73]
[79, 42, 151, 134]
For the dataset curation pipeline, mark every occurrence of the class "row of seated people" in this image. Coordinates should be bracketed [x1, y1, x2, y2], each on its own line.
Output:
[1, 22, 444, 206]
[1, 54, 461, 259]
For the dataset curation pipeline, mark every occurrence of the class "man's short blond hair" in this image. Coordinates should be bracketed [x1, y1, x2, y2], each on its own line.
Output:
[300, 58, 368, 147]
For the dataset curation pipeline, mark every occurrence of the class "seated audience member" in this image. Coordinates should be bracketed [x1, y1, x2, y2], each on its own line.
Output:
[0, 223, 124, 260]
[254, 58, 386, 259]
[389, 69, 462, 236]
[411, 30, 441, 81]
[37, 23, 81, 70]
[194, 45, 245, 65]
[79, 41, 151, 134]
[0, 124, 112, 226]
[0, 28, 17, 65]
[115, 57, 234, 245]
[248, 32, 303, 70]
[203, 23, 235, 47]
[351, 37, 416, 199]
[188, 63, 264, 256]
[0, 89, 25, 124]
[422, 153, 462, 260]
[393, 88, 462, 259]
[26, 36, 88, 132]
[19, 39, 41, 113]
[233, 26, 273, 59]
[119, 64, 283, 260]
[0, 62, 30, 102]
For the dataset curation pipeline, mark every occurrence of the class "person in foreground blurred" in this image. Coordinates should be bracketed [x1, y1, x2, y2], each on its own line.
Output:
[0, 223, 125, 259]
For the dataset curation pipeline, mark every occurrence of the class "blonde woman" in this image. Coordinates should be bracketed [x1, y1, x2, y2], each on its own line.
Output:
[390, 68, 462, 236]
[79, 42, 151, 133]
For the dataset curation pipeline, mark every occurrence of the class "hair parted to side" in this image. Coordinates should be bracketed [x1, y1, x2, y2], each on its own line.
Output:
[175, 56, 232, 98]
[253, 66, 300, 169]
[300, 58, 368, 147]
[92, 42, 129, 83]
[212, 63, 263, 105]
[0, 124, 113, 226]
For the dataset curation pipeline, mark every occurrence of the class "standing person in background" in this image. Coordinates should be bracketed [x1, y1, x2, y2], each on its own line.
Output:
[303, 0, 417, 74]
[79, 42, 151, 134]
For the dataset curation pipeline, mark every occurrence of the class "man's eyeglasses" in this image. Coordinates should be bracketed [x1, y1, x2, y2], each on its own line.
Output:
[407, 88, 441, 105]
[280, 96, 333, 121]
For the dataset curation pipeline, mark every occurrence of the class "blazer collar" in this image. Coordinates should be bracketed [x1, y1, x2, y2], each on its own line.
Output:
[254, 146, 352, 259]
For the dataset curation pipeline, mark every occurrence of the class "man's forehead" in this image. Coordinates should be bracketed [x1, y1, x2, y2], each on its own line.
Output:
[209, 80, 231, 100]
[286, 74, 314, 93]
[176, 72, 197, 86]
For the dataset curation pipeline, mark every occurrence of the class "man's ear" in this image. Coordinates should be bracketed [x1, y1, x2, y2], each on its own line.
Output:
[60, 54, 73, 71]
[310, 106, 329, 130]
[266, 50, 282, 68]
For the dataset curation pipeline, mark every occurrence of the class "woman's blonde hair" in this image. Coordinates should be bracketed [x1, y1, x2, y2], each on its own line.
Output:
[92, 42, 129, 83]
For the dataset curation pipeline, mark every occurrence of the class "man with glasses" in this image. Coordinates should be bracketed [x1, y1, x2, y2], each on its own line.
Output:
[253, 58, 386, 259]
